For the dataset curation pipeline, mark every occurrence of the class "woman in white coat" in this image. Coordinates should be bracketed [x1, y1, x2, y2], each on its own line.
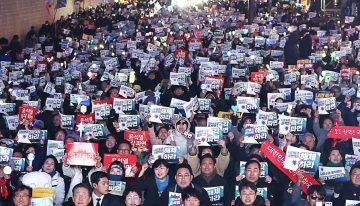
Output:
[40, 155, 65, 206]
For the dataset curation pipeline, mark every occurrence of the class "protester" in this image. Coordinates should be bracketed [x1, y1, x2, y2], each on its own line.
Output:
[135, 159, 173, 206]
[12, 185, 32, 206]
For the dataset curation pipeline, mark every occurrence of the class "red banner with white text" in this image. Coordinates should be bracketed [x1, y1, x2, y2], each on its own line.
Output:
[260, 142, 319, 194]
[327, 126, 360, 139]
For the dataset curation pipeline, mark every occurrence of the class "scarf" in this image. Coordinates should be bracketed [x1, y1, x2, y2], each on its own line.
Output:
[109, 174, 123, 181]
[43, 169, 57, 177]
[0, 178, 9, 199]
[202, 172, 216, 184]
[326, 161, 343, 167]
[155, 176, 169, 193]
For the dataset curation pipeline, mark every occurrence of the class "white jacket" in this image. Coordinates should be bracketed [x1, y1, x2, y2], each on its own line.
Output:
[62, 165, 83, 201]
[62, 164, 102, 201]
[51, 171, 65, 206]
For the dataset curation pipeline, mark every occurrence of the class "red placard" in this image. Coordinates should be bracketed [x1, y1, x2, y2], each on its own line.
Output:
[250, 71, 266, 84]
[66, 142, 98, 166]
[260, 142, 319, 194]
[103, 154, 137, 177]
[18, 105, 38, 124]
[328, 126, 360, 139]
[193, 29, 204, 39]
[75, 113, 95, 126]
[92, 99, 112, 105]
[124, 130, 150, 152]
[174, 49, 188, 60]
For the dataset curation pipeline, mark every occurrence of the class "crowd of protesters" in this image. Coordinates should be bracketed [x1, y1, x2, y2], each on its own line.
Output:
[0, 0, 360, 205]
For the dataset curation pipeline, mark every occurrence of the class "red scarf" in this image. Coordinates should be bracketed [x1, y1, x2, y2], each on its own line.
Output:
[0, 178, 9, 199]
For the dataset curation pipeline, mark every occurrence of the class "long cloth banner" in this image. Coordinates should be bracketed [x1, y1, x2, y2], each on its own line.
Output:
[328, 126, 360, 139]
[260, 142, 319, 194]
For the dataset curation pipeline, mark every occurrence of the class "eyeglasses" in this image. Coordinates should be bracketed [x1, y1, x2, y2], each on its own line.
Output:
[351, 173, 360, 178]
[126, 195, 140, 200]
[310, 195, 324, 200]
[15, 194, 29, 199]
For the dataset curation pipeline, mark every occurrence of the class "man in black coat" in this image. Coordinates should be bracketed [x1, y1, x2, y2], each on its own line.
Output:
[193, 154, 231, 206]
[299, 30, 318, 59]
[167, 163, 211, 206]
[89, 171, 124, 206]
[333, 164, 360, 206]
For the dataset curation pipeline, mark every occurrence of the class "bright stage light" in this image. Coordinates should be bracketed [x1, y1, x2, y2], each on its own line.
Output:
[172, 0, 208, 9]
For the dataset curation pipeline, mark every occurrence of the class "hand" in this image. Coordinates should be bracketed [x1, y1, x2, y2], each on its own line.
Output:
[144, 115, 150, 123]
[95, 155, 102, 167]
[141, 163, 149, 172]
[178, 156, 184, 164]
[335, 109, 342, 120]
[295, 168, 304, 186]
[265, 199, 271, 206]
[192, 139, 201, 147]
[265, 175, 272, 184]
[239, 135, 244, 147]
[148, 155, 156, 165]
[227, 132, 235, 141]
[217, 140, 226, 149]
[235, 175, 244, 182]
[314, 111, 319, 120]
[131, 165, 138, 174]
[62, 153, 68, 164]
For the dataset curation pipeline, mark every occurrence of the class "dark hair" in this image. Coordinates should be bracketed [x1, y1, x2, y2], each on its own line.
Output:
[248, 154, 263, 162]
[249, 144, 261, 153]
[13, 185, 32, 198]
[153, 158, 170, 169]
[322, 116, 334, 126]
[298, 143, 310, 151]
[350, 164, 360, 175]
[107, 160, 125, 174]
[176, 163, 194, 177]
[117, 139, 132, 150]
[309, 30, 317, 36]
[90, 171, 108, 185]
[123, 187, 141, 199]
[155, 124, 169, 137]
[42, 155, 60, 172]
[238, 181, 257, 193]
[200, 153, 216, 165]
[245, 160, 261, 170]
[72, 183, 92, 197]
[307, 185, 326, 197]
[181, 187, 201, 202]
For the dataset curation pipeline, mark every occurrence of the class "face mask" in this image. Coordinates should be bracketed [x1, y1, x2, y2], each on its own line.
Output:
[109, 174, 123, 181]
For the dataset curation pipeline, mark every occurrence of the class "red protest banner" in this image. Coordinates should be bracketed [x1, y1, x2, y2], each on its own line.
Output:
[18, 105, 38, 124]
[66, 142, 98, 166]
[92, 99, 112, 105]
[260, 142, 319, 194]
[327, 126, 360, 139]
[250, 71, 266, 84]
[124, 130, 150, 152]
[103, 154, 137, 177]
[75, 113, 95, 126]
